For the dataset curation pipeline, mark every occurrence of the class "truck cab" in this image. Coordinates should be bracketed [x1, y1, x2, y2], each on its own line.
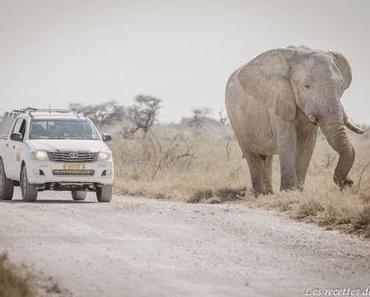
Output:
[0, 108, 114, 202]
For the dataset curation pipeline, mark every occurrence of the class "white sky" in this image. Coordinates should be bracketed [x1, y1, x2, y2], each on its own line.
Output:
[0, 0, 369, 123]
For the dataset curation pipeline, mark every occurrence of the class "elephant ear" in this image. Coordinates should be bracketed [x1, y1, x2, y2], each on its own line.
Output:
[238, 49, 297, 121]
[329, 51, 352, 90]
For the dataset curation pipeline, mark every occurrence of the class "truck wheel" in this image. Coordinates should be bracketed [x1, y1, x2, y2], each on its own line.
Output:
[20, 166, 38, 202]
[71, 191, 87, 201]
[0, 159, 14, 200]
[96, 185, 112, 202]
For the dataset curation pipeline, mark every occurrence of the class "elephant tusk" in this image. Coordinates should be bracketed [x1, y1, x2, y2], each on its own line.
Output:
[345, 121, 364, 134]
[342, 108, 364, 134]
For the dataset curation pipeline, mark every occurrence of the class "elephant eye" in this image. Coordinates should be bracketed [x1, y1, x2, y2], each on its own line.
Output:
[305, 85, 311, 89]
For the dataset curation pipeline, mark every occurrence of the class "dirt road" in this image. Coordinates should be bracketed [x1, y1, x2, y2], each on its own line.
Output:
[1, 190, 370, 297]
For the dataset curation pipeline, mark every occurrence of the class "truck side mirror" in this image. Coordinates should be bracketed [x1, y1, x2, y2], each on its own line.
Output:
[10, 133, 23, 142]
[102, 133, 112, 142]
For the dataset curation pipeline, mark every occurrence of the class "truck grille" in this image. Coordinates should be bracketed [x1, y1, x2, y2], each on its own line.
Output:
[48, 151, 98, 163]
[52, 170, 95, 176]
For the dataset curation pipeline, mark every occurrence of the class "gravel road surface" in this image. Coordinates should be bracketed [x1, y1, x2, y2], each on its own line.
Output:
[1, 190, 370, 297]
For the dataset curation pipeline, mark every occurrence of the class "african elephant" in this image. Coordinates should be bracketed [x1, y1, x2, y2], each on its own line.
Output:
[225, 46, 363, 195]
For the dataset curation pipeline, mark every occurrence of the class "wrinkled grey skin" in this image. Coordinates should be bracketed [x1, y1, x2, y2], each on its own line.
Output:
[225, 46, 363, 195]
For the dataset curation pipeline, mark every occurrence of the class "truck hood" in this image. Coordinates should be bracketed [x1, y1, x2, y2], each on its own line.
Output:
[25, 139, 110, 152]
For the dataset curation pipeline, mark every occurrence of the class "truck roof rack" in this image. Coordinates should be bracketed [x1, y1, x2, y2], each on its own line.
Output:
[12, 107, 73, 114]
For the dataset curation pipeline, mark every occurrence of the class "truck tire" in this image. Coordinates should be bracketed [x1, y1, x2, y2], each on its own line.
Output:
[20, 166, 38, 202]
[96, 185, 112, 202]
[0, 159, 14, 200]
[71, 191, 87, 201]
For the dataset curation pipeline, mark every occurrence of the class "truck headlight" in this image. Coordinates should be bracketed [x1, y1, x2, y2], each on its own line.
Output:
[31, 150, 49, 160]
[98, 150, 112, 161]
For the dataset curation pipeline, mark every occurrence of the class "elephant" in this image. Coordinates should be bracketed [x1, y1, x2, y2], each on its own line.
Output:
[225, 46, 364, 195]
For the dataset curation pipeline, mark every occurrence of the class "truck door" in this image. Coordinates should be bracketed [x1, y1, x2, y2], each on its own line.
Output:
[6, 117, 27, 180]
[0, 115, 17, 179]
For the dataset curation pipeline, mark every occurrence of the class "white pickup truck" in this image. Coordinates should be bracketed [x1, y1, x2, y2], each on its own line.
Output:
[0, 108, 114, 202]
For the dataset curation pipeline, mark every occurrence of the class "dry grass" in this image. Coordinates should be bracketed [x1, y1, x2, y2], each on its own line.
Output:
[113, 137, 247, 200]
[113, 131, 370, 236]
[0, 253, 34, 297]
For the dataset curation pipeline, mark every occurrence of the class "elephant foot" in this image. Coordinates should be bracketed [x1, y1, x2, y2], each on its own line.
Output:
[280, 185, 300, 193]
[252, 189, 262, 198]
[252, 187, 273, 197]
[280, 178, 298, 192]
[263, 189, 274, 195]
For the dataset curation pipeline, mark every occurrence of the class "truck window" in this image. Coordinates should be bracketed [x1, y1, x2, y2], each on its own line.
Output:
[29, 119, 100, 140]
[12, 118, 26, 140]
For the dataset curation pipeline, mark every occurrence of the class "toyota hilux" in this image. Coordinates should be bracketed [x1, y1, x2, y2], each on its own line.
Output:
[0, 108, 114, 202]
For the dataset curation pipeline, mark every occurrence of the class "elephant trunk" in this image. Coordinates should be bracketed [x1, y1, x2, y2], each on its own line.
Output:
[320, 118, 355, 189]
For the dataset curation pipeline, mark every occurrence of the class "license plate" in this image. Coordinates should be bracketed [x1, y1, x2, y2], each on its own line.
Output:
[63, 163, 85, 170]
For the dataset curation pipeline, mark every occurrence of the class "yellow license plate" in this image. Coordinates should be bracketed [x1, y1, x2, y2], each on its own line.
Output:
[63, 164, 85, 170]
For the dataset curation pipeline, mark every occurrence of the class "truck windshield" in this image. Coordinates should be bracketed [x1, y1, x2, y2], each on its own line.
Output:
[29, 119, 100, 140]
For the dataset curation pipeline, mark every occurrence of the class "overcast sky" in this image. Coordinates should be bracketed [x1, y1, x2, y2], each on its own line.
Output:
[0, 0, 369, 123]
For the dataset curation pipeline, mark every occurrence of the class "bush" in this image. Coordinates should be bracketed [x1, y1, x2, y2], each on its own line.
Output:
[0, 253, 34, 297]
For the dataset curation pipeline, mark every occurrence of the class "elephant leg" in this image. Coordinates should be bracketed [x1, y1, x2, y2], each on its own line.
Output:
[244, 151, 265, 196]
[259, 155, 273, 194]
[296, 125, 318, 189]
[277, 120, 298, 191]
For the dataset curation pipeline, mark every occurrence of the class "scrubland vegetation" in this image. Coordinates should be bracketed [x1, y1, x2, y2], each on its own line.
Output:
[0, 253, 34, 297]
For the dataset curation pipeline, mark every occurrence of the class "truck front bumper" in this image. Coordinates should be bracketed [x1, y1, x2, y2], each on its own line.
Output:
[26, 159, 114, 190]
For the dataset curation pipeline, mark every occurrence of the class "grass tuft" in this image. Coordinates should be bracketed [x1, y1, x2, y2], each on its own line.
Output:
[292, 198, 324, 220]
[187, 188, 245, 204]
[353, 206, 370, 232]
[0, 253, 34, 297]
